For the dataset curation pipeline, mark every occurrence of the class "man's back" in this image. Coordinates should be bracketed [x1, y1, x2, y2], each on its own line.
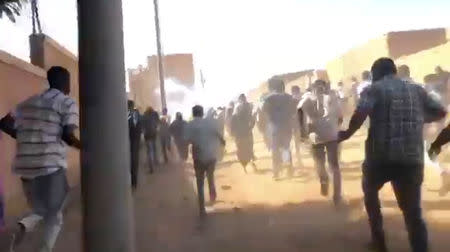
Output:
[263, 92, 296, 131]
[231, 102, 254, 137]
[128, 108, 141, 139]
[361, 76, 445, 165]
[142, 111, 159, 139]
[170, 119, 186, 140]
[185, 118, 220, 162]
[14, 89, 78, 178]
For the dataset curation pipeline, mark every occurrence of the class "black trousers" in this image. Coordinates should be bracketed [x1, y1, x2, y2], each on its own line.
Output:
[362, 161, 427, 252]
[130, 138, 140, 189]
[193, 159, 216, 214]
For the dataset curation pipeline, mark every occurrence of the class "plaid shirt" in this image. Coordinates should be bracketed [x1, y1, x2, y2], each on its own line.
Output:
[358, 75, 445, 165]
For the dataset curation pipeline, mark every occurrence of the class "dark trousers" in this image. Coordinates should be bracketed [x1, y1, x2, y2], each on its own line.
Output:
[311, 141, 342, 201]
[193, 159, 217, 214]
[130, 139, 140, 189]
[161, 136, 171, 164]
[146, 138, 158, 172]
[363, 162, 428, 252]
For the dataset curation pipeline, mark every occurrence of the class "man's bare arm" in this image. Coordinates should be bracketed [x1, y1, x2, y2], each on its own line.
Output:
[338, 109, 369, 142]
[62, 126, 81, 149]
[0, 113, 17, 138]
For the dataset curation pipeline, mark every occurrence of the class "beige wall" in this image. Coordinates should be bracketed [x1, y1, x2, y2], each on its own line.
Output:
[397, 41, 450, 83]
[1, 34, 80, 215]
[327, 35, 389, 84]
[326, 28, 448, 85]
[0, 50, 47, 214]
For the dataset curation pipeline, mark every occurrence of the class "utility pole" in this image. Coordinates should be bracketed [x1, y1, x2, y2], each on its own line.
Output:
[153, 0, 167, 112]
[78, 0, 135, 251]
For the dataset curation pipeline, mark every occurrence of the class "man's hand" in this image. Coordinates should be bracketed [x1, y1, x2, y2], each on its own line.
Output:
[428, 143, 442, 160]
[338, 130, 351, 143]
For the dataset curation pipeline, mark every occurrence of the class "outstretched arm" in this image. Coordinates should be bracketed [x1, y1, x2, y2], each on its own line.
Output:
[429, 124, 450, 157]
[338, 109, 368, 142]
[338, 87, 373, 142]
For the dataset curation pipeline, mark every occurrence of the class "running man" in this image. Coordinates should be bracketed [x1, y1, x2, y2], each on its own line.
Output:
[0, 66, 81, 252]
[339, 58, 446, 252]
[262, 78, 297, 179]
[185, 105, 226, 219]
[298, 80, 343, 206]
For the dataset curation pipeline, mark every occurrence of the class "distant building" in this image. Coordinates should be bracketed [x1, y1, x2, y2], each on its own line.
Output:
[128, 54, 195, 112]
[247, 69, 328, 102]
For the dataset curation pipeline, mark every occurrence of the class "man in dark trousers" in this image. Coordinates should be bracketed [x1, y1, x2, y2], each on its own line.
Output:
[128, 100, 142, 190]
[185, 105, 226, 219]
[339, 58, 446, 252]
[142, 107, 160, 173]
[262, 78, 297, 179]
[170, 112, 188, 161]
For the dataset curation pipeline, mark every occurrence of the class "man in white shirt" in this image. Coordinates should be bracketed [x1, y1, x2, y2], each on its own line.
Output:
[357, 70, 372, 99]
[298, 80, 343, 206]
[185, 105, 225, 218]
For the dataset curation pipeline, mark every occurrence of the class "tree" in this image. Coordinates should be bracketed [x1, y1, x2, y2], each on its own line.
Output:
[0, 0, 27, 23]
[30, 0, 41, 33]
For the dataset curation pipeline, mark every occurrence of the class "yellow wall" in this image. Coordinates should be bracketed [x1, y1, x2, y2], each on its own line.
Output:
[326, 28, 448, 85]
[397, 42, 450, 83]
[327, 35, 389, 84]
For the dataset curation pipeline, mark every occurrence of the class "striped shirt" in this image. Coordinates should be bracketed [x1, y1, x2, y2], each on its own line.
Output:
[13, 89, 79, 178]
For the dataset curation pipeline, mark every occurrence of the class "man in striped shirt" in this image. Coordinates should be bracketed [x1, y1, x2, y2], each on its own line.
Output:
[0, 66, 80, 252]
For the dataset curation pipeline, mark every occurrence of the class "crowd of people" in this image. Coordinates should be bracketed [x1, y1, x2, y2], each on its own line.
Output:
[0, 57, 450, 251]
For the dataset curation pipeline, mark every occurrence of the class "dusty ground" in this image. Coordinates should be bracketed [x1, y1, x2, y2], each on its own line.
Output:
[13, 130, 450, 251]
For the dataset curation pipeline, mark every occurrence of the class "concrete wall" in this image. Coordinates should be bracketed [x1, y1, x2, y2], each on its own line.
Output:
[0, 50, 47, 214]
[1, 34, 80, 215]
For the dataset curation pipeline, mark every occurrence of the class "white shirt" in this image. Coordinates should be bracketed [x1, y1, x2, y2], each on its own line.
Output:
[297, 91, 342, 144]
[357, 80, 372, 98]
[185, 117, 221, 162]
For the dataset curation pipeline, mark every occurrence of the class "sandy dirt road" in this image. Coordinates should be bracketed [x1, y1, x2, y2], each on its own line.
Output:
[15, 131, 450, 251]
